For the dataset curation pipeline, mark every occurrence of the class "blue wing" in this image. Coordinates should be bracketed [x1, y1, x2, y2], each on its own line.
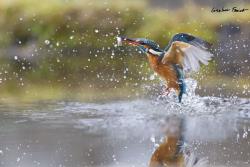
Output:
[164, 33, 212, 52]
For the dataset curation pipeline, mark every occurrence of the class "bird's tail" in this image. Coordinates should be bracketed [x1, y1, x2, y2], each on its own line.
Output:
[178, 80, 186, 103]
[173, 64, 186, 102]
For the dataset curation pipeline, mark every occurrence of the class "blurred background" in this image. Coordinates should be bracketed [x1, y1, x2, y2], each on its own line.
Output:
[0, 0, 249, 102]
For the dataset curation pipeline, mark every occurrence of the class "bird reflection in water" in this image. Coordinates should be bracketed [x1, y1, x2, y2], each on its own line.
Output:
[149, 115, 207, 167]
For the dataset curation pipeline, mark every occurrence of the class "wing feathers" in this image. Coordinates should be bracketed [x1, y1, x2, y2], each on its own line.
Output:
[162, 41, 213, 72]
[181, 45, 213, 72]
[188, 36, 212, 50]
[164, 33, 212, 51]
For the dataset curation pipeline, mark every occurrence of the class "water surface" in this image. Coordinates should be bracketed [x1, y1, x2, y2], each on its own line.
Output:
[0, 94, 249, 167]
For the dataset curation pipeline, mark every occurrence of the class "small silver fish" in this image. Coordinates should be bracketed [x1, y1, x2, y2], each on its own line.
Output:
[116, 37, 123, 46]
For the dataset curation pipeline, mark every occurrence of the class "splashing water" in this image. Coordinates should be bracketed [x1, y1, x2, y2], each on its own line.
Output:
[141, 78, 246, 116]
[154, 78, 198, 103]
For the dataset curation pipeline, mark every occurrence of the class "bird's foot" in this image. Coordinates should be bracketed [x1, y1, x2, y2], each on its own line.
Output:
[161, 87, 170, 97]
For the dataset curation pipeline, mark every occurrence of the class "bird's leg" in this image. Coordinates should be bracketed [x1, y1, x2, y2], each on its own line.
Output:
[162, 87, 170, 96]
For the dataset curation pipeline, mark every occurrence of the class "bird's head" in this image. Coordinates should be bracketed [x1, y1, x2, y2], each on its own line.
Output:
[117, 36, 163, 56]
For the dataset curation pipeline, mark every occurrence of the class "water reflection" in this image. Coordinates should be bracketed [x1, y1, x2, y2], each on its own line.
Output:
[149, 115, 207, 167]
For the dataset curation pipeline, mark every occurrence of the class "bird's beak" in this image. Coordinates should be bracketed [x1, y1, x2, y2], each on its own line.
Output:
[116, 36, 141, 46]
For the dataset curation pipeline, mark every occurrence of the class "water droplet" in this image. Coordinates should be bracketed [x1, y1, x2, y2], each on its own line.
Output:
[44, 40, 50, 45]
[149, 74, 155, 80]
[150, 136, 156, 143]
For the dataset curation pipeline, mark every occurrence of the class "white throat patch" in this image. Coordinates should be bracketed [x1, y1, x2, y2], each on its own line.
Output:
[148, 49, 162, 56]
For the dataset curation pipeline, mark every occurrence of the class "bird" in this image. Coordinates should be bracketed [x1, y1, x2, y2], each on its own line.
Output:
[117, 33, 213, 102]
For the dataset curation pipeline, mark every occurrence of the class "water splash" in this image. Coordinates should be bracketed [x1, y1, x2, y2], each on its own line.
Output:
[141, 77, 250, 115]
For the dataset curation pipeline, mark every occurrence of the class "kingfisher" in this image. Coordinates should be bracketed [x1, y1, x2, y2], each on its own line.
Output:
[117, 33, 213, 102]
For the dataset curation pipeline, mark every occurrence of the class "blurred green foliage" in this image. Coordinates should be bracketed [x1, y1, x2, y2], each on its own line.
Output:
[0, 0, 249, 101]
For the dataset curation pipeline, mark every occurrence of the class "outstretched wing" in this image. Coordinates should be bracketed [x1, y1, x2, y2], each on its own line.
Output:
[164, 33, 212, 51]
[162, 33, 213, 72]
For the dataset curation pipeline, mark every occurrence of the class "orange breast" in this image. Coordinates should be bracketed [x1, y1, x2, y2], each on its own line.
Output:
[147, 54, 179, 91]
